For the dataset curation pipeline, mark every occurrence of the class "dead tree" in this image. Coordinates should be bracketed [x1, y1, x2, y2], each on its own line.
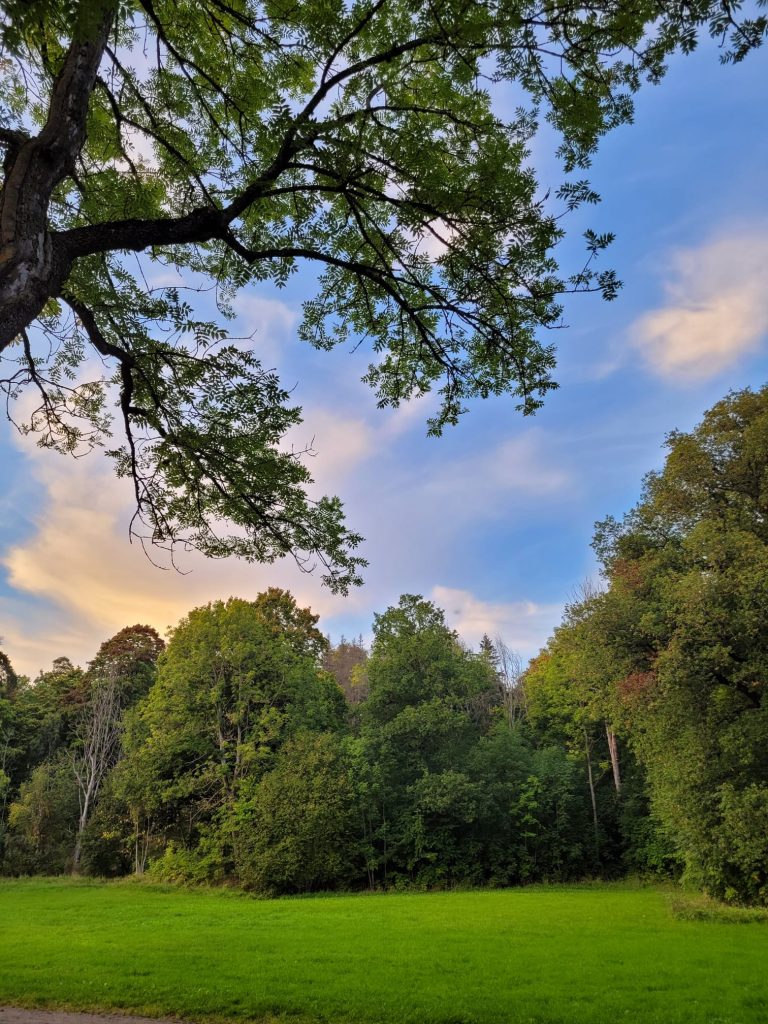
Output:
[494, 637, 527, 728]
[71, 678, 121, 871]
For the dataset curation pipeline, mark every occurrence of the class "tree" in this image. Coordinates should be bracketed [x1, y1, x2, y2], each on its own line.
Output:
[0, 656, 86, 865]
[5, 755, 80, 874]
[0, 647, 20, 846]
[235, 731, 357, 895]
[361, 595, 498, 883]
[591, 387, 768, 901]
[480, 635, 527, 728]
[251, 587, 328, 661]
[0, 679, 18, 856]
[524, 646, 603, 860]
[67, 625, 165, 870]
[71, 676, 122, 870]
[86, 624, 165, 704]
[1, 2, 764, 586]
[22, 657, 87, 768]
[121, 595, 345, 879]
[0, 649, 18, 698]
[322, 635, 369, 704]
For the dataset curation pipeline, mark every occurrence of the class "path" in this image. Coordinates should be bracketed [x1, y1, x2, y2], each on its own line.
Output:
[0, 1010, 189, 1024]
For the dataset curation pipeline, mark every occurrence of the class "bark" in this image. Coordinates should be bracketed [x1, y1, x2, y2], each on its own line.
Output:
[0, 2, 116, 351]
[583, 726, 600, 859]
[605, 723, 621, 795]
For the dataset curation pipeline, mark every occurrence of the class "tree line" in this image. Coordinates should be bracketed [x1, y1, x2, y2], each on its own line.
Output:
[0, 587, 654, 894]
[1, 386, 766, 902]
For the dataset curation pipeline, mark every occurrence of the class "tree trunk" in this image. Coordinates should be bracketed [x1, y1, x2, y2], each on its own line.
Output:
[584, 727, 600, 860]
[605, 724, 621, 795]
[71, 678, 121, 873]
[72, 786, 93, 873]
[134, 816, 151, 875]
[0, 1, 116, 350]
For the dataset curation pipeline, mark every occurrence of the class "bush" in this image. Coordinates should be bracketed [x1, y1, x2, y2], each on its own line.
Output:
[3, 757, 79, 875]
[235, 732, 357, 895]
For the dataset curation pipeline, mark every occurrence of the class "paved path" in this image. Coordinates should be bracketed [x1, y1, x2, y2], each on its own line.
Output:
[0, 1010, 188, 1024]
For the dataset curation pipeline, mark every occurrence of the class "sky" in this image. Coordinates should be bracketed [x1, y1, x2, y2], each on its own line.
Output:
[1, 39, 768, 678]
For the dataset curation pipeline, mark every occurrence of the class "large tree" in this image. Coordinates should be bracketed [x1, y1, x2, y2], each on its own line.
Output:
[590, 387, 768, 901]
[0, 1, 764, 585]
[360, 594, 498, 882]
[86, 623, 165, 702]
[119, 596, 345, 878]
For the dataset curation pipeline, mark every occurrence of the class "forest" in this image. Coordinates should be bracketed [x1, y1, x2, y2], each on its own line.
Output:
[1, 384, 765, 906]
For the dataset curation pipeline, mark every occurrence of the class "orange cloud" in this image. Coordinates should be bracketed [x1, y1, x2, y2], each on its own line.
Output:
[1, 404, 375, 676]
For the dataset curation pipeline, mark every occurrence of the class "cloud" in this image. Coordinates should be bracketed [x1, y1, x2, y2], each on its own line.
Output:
[379, 393, 438, 440]
[0, 596, 97, 681]
[431, 585, 561, 659]
[233, 294, 299, 365]
[411, 220, 458, 262]
[420, 430, 571, 515]
[631, 231, 768, 380]
[286, 408, 374, 493]
[0, 373, 568, 678]
[0, 403, 375, 677]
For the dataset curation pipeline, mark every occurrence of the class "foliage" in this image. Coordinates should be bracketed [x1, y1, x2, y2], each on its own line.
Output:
[0, 650, 18, 698]
[4, 756, 80, 875]
[530, 387, 768, 904]
[86, 624, 165, 704]
[4, 586, 647, 889]
[3, 417, 767, 907]
[234, 731, 357, 895]
[251, 587, 328, 661]
[668, 891, 768, 925]
[119, 597, 345, 881]
[322, 635, 369, 705]
[597, 389, 768, 902]
[1, 1, 764, 582]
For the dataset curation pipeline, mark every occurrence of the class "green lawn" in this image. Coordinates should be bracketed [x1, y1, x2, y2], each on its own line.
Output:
[1, 879, 766, 1024]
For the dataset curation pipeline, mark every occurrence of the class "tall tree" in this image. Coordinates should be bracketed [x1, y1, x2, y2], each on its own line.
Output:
[361, 595, 498, 883]
[0, 647, 20, 835]
[0, 649, 18, 698]
[251, 588, 328, 661]
[120, 596, 345, 879]
[1, 1, 764, 582]
[86, 624, 165, 704]
[591, 386, 768, 901]
[71, 677, 122, 871]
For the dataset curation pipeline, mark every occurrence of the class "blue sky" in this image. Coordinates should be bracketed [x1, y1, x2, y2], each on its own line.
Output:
[2, 40, 767, 677]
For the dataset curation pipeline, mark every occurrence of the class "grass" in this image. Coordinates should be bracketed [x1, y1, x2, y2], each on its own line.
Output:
[668, 890, 768, 925]
[1, 878, 767, 1024]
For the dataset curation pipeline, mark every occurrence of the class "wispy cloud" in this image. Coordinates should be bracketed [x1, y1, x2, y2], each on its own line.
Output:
[285, 408, 375, 494]
[233, 293, 299, 365]
[420, 429, 571, 514]
[631, 230, 768, 380]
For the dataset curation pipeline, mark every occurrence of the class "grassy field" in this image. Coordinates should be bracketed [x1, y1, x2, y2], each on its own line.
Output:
[1, 879, 767, 1024]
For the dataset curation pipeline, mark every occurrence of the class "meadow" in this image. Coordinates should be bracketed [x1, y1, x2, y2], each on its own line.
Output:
[1, 880, 767, 1024]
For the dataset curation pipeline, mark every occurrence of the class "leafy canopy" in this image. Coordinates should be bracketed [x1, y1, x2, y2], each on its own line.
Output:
[0, 0, 764, 588]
